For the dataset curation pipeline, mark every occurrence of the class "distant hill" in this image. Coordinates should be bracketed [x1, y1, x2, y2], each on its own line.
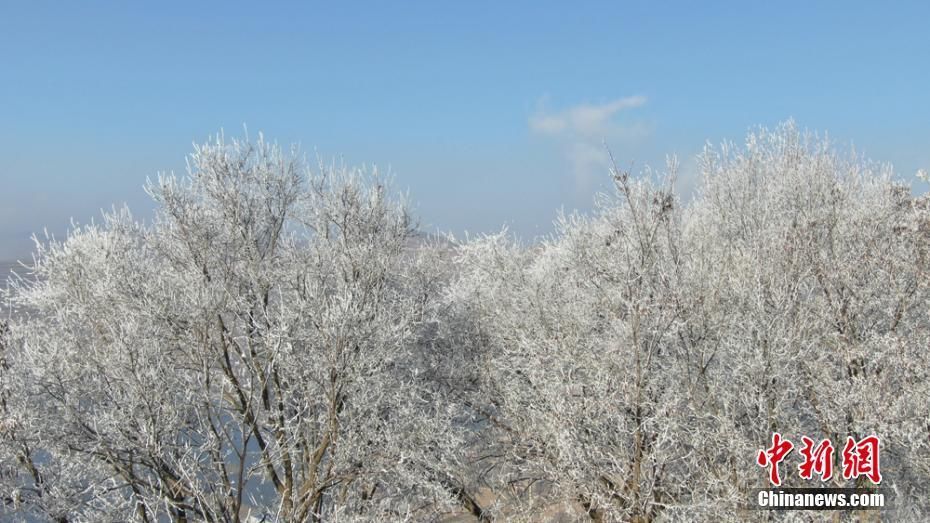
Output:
[407, 230, 459, 249]
[0, 260, 28, 289]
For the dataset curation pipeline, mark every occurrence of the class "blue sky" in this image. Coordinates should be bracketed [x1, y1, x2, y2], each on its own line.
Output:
[2, 1, 930, 259]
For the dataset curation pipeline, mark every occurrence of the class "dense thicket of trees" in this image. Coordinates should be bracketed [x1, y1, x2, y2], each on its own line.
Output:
[2, 123, 928, 521]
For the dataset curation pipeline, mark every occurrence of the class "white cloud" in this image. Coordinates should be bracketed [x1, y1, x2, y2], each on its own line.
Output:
[566, 141, 610, 193]
[528, 114, 567, 134]
[529, 95, 647, 137]
[529, 96, 651, 193]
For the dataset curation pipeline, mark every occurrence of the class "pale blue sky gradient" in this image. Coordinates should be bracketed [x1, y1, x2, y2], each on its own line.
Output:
[2, 1, 930, 258]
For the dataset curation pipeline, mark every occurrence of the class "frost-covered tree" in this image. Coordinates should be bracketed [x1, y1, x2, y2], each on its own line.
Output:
[0, 135, 463, 522]
[445, 123, 930, 521]
[445, 158, 691, 521]
[679, 123, 930, 520]
[3, 123, 928, 522]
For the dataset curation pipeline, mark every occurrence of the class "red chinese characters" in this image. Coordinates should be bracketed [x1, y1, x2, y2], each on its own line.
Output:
[757, 432, 794, 486]
[798, 436, 834, 481]
[842, 435, 882, 484]
[757, 433, 882, 485]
